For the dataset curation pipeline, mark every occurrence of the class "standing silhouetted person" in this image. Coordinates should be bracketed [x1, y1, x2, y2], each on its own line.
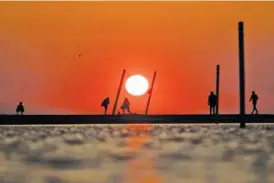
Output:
[121, 98, 132, 114]
[16, 102, 24, 115]
[208, 91, 217, 115]
[249, 91, 259, 114]
[101, 97, 110, 115]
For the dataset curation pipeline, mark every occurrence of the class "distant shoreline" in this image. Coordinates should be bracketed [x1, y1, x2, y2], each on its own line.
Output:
[1, 114, 274, 125]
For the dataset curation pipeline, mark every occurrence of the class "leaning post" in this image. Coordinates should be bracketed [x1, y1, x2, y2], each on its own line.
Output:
[112, 69, 126, 115]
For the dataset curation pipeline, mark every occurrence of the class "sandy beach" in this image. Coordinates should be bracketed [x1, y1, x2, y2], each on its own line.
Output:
[1, 124, 274, 183]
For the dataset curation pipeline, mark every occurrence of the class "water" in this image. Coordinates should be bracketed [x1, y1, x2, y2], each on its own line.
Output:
[1, 124, 274, 183]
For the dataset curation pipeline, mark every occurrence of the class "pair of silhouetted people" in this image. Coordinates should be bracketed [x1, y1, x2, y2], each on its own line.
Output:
[16, 102, 24, 115]
[249, 91, 259, 114]
[208, 92, 217, 115]
[207, 91, 259, 115]
[101, 97, 132, 115]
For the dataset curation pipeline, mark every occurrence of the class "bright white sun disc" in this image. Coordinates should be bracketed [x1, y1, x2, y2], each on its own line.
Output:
[125, 75, 149, 96]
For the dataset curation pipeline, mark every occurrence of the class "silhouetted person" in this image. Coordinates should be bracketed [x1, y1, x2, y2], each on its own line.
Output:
[101, 97, 110, 115]
[249, 91, 259, 114]
[16, 102, 24, 115]
[208, 91, 217, 115]
[121, 98, 132, 114]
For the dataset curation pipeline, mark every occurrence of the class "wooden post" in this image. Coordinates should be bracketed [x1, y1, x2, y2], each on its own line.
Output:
[216, 65, 220, 115]
[145, 71, 156, 115]
[112, 69, 126, 115]
[238, 21, 246, 128]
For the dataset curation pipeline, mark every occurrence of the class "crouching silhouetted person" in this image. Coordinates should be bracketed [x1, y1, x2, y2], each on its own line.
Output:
[121, 98, 132, 114]
[249, 91, 259, 114]
[16, 102, 24, 115]
[101, 97, 110, 115]
[208, 91, 217, 115]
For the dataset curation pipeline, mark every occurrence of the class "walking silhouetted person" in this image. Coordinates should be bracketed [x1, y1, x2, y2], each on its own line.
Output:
[101, 97, 110, 115]
[249, 91, 259, 114]
[16, 102, 24, 115]
[208, 91, 217, 115]
[121, 98, 132, 114]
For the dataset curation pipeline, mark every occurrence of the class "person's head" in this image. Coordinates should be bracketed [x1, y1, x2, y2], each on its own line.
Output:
[106, 97, 109, 99]
[210, 91, 214, 95]
[19, 102, 22, 105]
[252, 91, 255, 94]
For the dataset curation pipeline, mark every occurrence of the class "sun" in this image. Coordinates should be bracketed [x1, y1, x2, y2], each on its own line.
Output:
[125, 75, 149, 96]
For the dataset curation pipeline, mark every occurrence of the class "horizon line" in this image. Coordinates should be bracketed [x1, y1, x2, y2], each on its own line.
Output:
[1, 0, 271, 2]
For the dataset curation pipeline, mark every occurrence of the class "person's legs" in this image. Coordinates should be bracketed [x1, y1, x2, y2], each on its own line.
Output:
[212, 105, 218, 123]
[254, 102, 258, 114]
[127, 107, 132, 114]
[104, 106, 107, 115]
[210, 106, 214, 115]
[252, 102, 256, 114]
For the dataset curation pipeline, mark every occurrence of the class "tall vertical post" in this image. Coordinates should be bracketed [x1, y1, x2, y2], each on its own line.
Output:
[112, 69, 126, 115]
[216, 65, 220, 115]
[145, 71, 156, 115]
[238, 21, 246, 128]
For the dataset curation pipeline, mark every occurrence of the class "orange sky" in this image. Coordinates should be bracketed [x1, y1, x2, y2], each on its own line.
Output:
[1, 1, 274, 114]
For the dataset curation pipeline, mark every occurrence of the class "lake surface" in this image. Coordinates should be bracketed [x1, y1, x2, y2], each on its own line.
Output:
[1, 124, 274, 183]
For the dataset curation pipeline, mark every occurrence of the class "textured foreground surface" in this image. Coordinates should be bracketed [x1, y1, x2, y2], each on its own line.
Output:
[1, 124, 274, 183]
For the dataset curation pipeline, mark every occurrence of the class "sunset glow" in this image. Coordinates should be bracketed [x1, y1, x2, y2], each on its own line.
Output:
[1, 2, 274, 114]
[125, 75, 149, 96]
